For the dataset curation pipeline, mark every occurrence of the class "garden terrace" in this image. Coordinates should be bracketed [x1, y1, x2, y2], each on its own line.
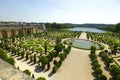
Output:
[0, 31, 77, 79]
[87, 32, 120, 79]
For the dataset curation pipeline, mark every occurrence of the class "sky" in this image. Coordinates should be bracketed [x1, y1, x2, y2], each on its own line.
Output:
[0, 0, 120, 24]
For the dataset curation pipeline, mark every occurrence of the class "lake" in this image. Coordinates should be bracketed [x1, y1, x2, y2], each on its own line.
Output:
[69, 27, 106, 33]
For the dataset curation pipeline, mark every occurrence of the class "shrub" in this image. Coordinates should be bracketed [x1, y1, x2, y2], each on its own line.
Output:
[90, 46, 96, 54]
[0, 49, 15, 65]
[52, 65, 58, 73]
[6, 58, 15, 65]
[94, 68, 102, 77]
[99, 45, 105, 50]
[53, 60, 57, 65]
[100, 75, 107, 80]
[36, 77, 46, 80]
[23, 69, 31, 76]
[40, 56, 48, 67]
[59, 53, 65, 61]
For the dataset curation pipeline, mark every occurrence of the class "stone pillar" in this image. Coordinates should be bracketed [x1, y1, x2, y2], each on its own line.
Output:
[2, 30, 8, 38]
[7, 30, 11, 37]
[0, 31, 2, 38]
[16, 30, 19, 35]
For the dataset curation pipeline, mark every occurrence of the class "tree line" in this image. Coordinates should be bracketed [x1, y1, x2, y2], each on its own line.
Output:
[97, 22, 120, 33]
[45, 22, 76, 29]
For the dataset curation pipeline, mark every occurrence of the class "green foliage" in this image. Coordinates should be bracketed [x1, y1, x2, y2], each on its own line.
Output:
[100, 75, 107, 80]
[40, 56, 48, 67]
[49, 51, 56, 58]
[99, 45, 105, 50]
[90, 46, 96, 54]
[99, 51, 113, 68]
[92, 62, 101, 70]
[23, 69, 31, 76]
[52, 65, 58, 73]
[110, 65, 120, 79]
[36, 77, 46, 80]
[6, 58, 15, 65]
[0, 49, 15, 65]
[94, 68, 102, 77]
[59, 53, 65, 61]
[64, 46, 71, 54]
[25, 53, 29, 61]
[33, 54, 37, 63]
[97, 25, 115, 32]
[53, 60, 58, 65]
[44, 41, 47, 54]
[54, 43, 64, 54]
[20, 51, 25, 58]
[90, 53, 97, 61]
[114, 23, 120, 33]
[117, 59, 120, 62]
[30, 55, 33, 62]
[0, 49, 8, 61]
[116, 74, 120, 80]
[45, 22, 75, 29]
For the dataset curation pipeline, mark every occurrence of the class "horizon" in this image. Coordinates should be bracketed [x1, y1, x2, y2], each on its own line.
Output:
[0, 0, 120, 24]
[0, 21, 115, 25]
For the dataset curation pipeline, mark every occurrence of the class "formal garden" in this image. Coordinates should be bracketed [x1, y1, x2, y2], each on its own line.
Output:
[0, 30, 81, 80]
[0, 23, 120, 80]
[87, 32, 120, 80]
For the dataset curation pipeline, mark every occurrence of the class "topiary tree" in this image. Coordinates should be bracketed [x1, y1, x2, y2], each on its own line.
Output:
[110, 65, 120, 79]
[33, 54, 37, 64]
[39, 56, 48, 68]
[59, 53, 65, 61]
[25, 53, 29, 61]
[92, 62, 101, 70]
[90, 46, 96, 54]
[100, 75, 107, 80]
[0, 49, 8, 61]
[99, 45, 105, 51]
[30, 55, 33, 62]
[49, 51, 56, 58]
[20, 51, 25, 59]
[6, 58, 15, 65]
[0, 49, 15, 65]
[36, 77, 46, 80]
[23, 69, 31, 76]
[53, 60, 58, 65]
[54, 43, 64, 56]
[105, 58, 113, 68]
[52, 65, 58, 73]
[32, 74, 35, 79]
[44, 41, 47, 55]
[95, 68, 102, 78]
[116, 74, 120, 80]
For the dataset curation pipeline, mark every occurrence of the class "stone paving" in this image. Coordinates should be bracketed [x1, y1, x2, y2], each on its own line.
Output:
[0, 59, 33, 80]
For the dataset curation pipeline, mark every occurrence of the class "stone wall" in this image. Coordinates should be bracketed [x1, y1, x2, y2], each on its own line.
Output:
[0, 59, 33, 80]
[0, 26, 42, 38]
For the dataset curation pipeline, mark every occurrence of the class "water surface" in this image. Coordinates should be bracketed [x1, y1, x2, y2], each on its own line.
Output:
[68, 39, 100, 49]
[69, 27, 105, 33]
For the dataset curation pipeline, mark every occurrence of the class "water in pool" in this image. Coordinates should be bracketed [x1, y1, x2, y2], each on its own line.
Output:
[69, 39, 100, 49]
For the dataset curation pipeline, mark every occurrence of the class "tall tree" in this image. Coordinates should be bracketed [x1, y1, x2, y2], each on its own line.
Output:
[44, 41, 47, 55]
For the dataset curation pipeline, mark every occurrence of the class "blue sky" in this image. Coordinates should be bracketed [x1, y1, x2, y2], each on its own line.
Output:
[0, 0, 120, 24]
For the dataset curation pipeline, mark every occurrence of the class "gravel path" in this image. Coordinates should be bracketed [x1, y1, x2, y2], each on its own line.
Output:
[50, 32, 94, 80]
